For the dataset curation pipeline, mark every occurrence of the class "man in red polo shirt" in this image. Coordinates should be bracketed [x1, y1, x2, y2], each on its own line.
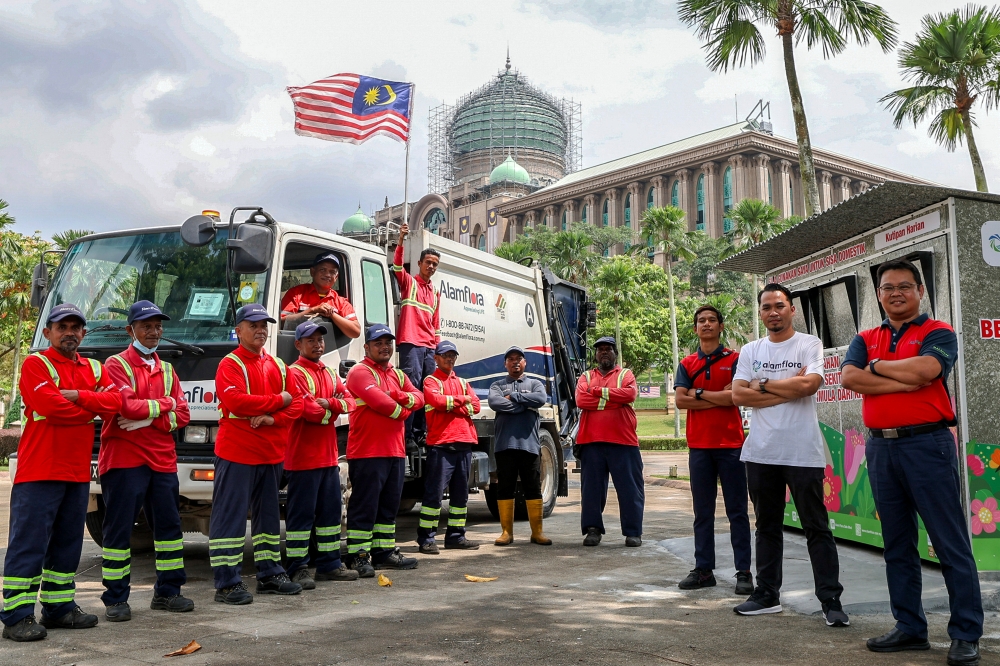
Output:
[842, 259, 981, 665]
[674, 304, 752, 595]
[280, 252, 361, 339]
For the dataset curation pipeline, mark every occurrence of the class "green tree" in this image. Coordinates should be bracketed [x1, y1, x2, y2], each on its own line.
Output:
[679, 0, 898, 216]
[52, 229, 93, 250]
[591, 257, 644, 359]
[721, 198, 787, 258]
[549, 231, 597, 284]
[494, 239, 536, 264]
[881, 5, 1000, 192]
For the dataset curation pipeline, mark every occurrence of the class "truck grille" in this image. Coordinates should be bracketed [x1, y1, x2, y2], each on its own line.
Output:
[91, 426, 214, 459]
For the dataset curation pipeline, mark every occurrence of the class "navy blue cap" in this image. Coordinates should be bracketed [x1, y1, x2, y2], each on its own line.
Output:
[235, 304, 276, 324]
[593, 336, 617, 350]
[504, 345, 526, 359]
[127, 300, 170, 325]
[295, 320, 328, 340]
[435, 340, 458, 356]
[365, 323, 395, 342]
[47, 303, 86, 325]
[313, 252, 340, 268]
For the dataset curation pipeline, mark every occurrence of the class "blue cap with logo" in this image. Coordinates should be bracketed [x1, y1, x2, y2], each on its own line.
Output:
[47, 303, 86, 325]
[127, 300, 171, 325]
[295, 320, 328, 340]
[435, 340, 458, 356]
[593, 336, 617, 350]
[235, 304, 276, 324]
[365, 323, 395, 342]
[504, 345, 526, 360]
[313, 252, 340, 268]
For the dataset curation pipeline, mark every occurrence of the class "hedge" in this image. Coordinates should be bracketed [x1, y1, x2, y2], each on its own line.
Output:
[637, 437, 687, 451]
[0, 428, 20, 464]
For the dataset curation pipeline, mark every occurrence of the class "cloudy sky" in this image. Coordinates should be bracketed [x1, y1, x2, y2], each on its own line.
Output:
[1, 0, 991, 239]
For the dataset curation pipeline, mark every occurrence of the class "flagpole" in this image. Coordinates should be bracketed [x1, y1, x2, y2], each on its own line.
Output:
[402, 84, 415, 233]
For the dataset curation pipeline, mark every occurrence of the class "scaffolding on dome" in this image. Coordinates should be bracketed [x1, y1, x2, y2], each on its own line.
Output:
[427, 102, 455, 194]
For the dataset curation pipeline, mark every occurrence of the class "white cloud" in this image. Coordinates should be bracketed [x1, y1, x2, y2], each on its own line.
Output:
[188, 136, 217, 156]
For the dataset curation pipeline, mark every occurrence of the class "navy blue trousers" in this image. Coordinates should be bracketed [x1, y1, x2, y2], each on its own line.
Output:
[418, 446, 471, 546]
[284, 466, 342, 576]
[867, 429, 983, 642]
[579, 443, 645, 537]
[346, 457, 404, 563]
[1, 481, 88, 626]
[100, 466, 185, 605]
[398, 343, 435, 440]
[689, 448, 752, 571]
[208, 458, 285, 590]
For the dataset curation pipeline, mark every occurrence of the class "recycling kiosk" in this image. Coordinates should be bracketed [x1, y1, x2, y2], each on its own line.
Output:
[718, 182, 1000, 571]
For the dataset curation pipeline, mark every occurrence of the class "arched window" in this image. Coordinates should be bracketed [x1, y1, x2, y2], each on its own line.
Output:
[561, 210, 567, 231]
[723, 166, 733, 233]
[767, 172, 773, 205]
[423, 208, 445, 235]
[696, 175, 705, 231]
[581, 204, 588, 223]
[478, 234, 486, 252]
[602, 199, 609, 227]
[788, 180, 795, 216]
[671, 180, 679, 207]
[647, 186, 655, 210]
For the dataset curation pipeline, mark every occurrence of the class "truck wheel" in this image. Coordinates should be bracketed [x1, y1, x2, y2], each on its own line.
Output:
[84, 495, 155, 552]
[398, 499, 417, 514]
[484, 484, 499, 520]
[85, 497, 105, 548]
[538, 429, 559, 518]
[339, 458, 351, 534]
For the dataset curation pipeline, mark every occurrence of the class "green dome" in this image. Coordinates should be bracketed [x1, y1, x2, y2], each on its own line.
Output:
[342, 207, 372, 233]
[490, 155, 530, 184]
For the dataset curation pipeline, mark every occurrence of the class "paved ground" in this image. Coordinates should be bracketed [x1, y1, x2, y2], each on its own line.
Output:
[0, 453, 998, 665]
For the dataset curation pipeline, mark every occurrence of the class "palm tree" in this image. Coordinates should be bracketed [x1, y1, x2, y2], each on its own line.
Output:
[679, 0, 898, 217]
[52, 229, 94, 250]
[0, 200, 19, 267]
[591, 257, 643, 360]
[494, 240, 536, 265]
[880, 5, 1000, 192]
[642, 206, 698, 437]
[0, 254, 35, 413]
[550, 231, 597, 284]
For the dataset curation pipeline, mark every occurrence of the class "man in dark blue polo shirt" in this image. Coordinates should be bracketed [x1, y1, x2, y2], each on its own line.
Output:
[842, 259, 981, 666]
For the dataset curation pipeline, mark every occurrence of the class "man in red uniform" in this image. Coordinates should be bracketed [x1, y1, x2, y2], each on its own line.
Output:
[99, 301, 193, 622]
[417, 340, 481, 554]
[2, 303, 121, 642]
[284, 320, 358, 590]
[279, 252, 361, 339]
[574, 336, 643, 547]
[393, 222, 440, 450]
[210, 304, 303, 605]
[673, 305, 752, 595]
[344, 324, 424, 577]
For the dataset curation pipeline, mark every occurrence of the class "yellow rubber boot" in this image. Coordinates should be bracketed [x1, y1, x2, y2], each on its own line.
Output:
[495, 499, 515, 546]
[527, 499, 552, 545]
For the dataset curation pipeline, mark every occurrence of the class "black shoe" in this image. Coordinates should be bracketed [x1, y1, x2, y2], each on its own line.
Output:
[947, 639, 980, 666]
[315, 564, 360, 582]
[2, 615, 46, 642]
[290, 568, 316, 591]
[257, 573, 302, 595]
[350, 552, 376, 578]
[150, 594, 194, 612]
[374, 548, 418, 570]
[735, 570, 754, 596]
[445, 538, 480, 550]
[822, 597, 850, 627]
[734, 589, 782, 615]
[215, 581, 253, 605]
[104, 602, 131, 622]
[678, 568, 716, 590]
[419, 541, 440, 555]
[866, 627, 930, 652]
[40, 605, 99, 629]
[625, 536, 641, 547]
[583, 527, 602, 547]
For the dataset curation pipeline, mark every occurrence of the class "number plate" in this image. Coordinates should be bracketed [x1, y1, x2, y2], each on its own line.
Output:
[91, 463, 100, 484]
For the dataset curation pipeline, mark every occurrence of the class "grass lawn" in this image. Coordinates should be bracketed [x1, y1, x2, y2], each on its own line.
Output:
[635, 411, 686, 437]
[651, 474, 691, 481]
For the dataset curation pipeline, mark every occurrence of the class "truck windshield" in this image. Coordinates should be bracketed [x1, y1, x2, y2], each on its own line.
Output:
[32, 230, 268, 349]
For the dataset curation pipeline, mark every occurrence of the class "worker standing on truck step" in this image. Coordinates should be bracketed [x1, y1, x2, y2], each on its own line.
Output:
[417, 340, 482, 555]
[2, 304, 121, 643]
[283, 320, 358, 590]
[279, 252, 361, 339]
[99, 301, 193, 623]
[841, 259, 982, 665]
[575, 337, 643, 548]
[210, 304, 304, 605]
[393, 222, 441, 452]
[344, 324, 424, 576]
[673, 305, 752, 595]
[488, 346, 551, 546]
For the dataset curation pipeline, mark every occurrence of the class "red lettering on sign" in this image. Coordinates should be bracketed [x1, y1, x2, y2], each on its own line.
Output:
[983, 319, 995, 339]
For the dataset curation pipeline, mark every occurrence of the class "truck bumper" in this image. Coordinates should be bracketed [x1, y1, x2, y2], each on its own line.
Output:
[87, 458, 216, 501]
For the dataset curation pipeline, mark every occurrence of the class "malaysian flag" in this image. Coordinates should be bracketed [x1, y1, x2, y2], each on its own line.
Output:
[286, 74, 413, 145]
[639, 385, 661, 398]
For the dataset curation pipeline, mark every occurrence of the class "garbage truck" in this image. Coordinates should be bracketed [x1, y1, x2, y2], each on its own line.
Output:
[14, 207, 591, 546]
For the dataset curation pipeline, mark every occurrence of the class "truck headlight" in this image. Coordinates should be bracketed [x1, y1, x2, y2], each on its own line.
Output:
[210, 426, 219, 443]
[184, 426, 208, 444]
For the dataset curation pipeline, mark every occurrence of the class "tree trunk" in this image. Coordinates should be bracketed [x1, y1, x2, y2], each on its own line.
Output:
[753, 275, 760, 341]
[961, 108, 990, 192]
[666, 258, 680, 439]
[8, 313, 24, 417]
[615, 307, 622, 364]
[780, 31, 821, 217]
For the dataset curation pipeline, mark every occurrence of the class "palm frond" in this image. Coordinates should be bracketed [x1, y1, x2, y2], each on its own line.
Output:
[928, 107, 967, 151]
[879, 84, 955, 128]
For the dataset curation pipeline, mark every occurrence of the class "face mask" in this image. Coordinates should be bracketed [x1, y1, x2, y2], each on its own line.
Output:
[132, 338, 158, 355]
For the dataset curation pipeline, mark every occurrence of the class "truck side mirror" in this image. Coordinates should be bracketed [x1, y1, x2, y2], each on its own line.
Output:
[227, 224, 274, 273]
[180, 215, 218, 247]
[30, 261, 49, 308]
[339, 359, 357, 379]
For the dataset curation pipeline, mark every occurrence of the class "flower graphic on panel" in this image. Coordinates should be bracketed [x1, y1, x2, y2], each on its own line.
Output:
[843, 428, 866, 485]
[971, 496, 998, 535]
[968, 454, 986, 477]
[990, 449, 1000, 471]
[823, 465, 842, 512]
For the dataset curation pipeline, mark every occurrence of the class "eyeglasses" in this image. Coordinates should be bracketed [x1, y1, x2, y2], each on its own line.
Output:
[878, 283, 918, 295]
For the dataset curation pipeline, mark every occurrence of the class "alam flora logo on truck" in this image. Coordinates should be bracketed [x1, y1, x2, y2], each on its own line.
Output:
[182, 381, 219, 419]
[439, 280, 486, 315]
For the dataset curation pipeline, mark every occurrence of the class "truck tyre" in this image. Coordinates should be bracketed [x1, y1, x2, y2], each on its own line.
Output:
[397, 499, 417, 514]
[483, 429, 559, 521]
[84, 495, 155, 552]
[339, 458, 351, 534]
[85, 502, 105, 548]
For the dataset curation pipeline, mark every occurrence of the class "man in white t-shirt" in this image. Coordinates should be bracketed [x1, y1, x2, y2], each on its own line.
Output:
[731, 283, 848, 628]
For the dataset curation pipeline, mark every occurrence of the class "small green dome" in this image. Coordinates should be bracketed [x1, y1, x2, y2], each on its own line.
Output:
[490, 155, 530, 185]
[342, 207, 373, 233]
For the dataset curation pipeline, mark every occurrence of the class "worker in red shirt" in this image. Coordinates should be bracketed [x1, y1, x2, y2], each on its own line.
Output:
[417, 340, 481, 554]
[279, 252, 361, 339]
[99, 301, 193, 623]
[210, 304, 303, 605]
[574, 336, 643, 548]
[284, 320, 358, 590]
[2, 303, 120, 642]
[393, 222, 441, 451]
[344, 324, 424, 577]
[673, 305, 752, 595]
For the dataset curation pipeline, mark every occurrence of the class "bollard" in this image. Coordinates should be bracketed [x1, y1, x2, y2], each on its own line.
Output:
[668, 465, 678, 478]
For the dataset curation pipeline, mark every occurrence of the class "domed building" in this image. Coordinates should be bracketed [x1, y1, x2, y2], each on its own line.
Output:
[341, 206, 373, 234]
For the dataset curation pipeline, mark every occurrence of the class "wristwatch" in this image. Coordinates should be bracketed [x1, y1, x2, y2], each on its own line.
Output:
[695, 388, 704, 400]
[869, 358, 881, 376]
[759, 378, 769, 393]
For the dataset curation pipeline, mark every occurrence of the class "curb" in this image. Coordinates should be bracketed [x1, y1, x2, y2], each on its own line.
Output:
[644, 476, 690, 491]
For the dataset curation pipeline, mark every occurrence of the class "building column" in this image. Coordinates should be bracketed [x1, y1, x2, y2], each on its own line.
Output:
[563, 200, 577, 227]
[728, 154, 748, 206]
[819, 171, 833, 211]
[674, 168, 691, 225]
[649, 175, 666, 209]
[853, 180, 870, 196]
[627, 181, 644, 241]
[582, 193, 599, 226]
[524, 210, 539, 230]
[778, 160, 794, 218]
[604, 188, 620, 228]
[700, 162, 719, 236]
[835, 175, 852, 204]
[504, 214, 520, 242]
[752, 154, 770, 204]
[542, 205, 557, 229]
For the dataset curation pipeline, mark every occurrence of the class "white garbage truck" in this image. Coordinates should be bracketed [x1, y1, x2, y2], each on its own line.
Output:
[15, 207, 591, 546]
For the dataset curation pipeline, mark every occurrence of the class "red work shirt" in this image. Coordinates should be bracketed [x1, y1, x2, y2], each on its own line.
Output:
[345, 356, 424, 459]
[575, 366, 639, 447]
[215, 344, 303, 465]
[279, 283, 357, 323]
[392, 244, 440, 348]
[99, 346, 191, 475]
[675, 346, 744, 448]
[423, 368, 480, 446]
[16, 348, 121, 484]
[285, 357, 355, 471]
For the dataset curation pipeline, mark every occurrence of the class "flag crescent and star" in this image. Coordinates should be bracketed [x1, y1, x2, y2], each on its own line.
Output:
[286, 74, 414, 145]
